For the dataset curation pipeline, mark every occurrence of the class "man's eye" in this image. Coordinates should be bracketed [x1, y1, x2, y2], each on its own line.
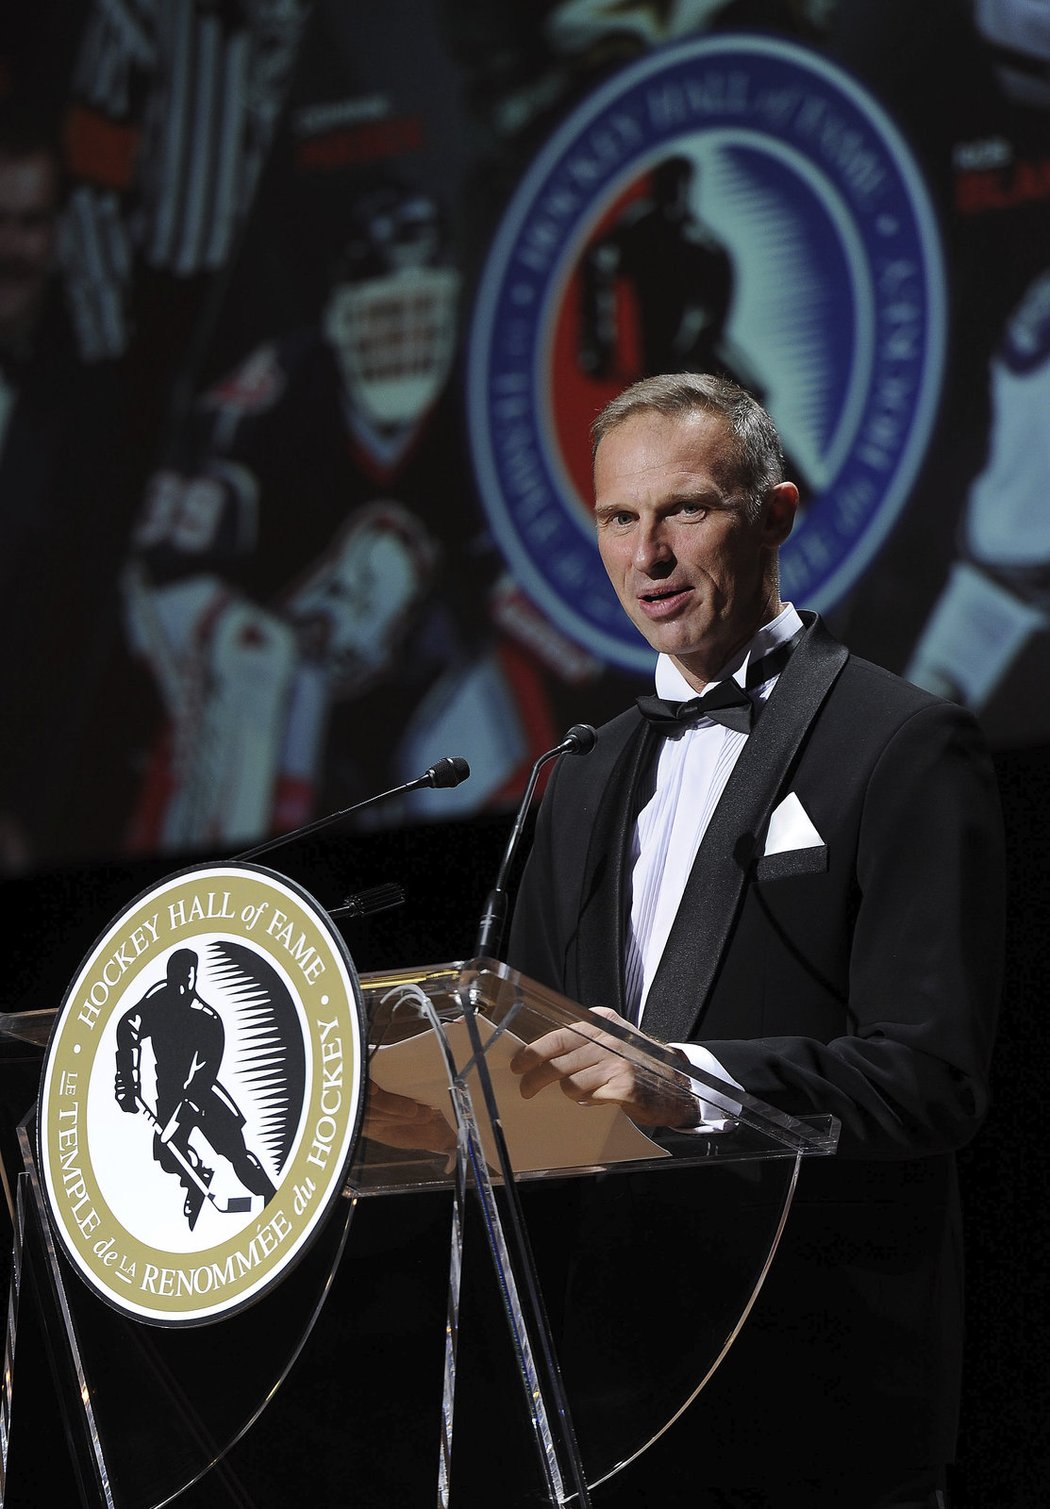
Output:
[679, 502, 707, 517]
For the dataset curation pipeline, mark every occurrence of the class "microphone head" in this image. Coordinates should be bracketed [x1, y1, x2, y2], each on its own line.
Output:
[565, 723, 597, 756]
[426, 755, 471, 789]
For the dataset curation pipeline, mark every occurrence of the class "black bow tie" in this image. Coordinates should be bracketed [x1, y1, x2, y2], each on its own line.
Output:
[635, 631, 803, 735]
[637, 679, 755, 733]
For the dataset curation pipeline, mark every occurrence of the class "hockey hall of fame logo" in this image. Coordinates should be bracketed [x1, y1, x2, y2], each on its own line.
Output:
[468, 36, 947, 672]
[37, 864, 366, 1326]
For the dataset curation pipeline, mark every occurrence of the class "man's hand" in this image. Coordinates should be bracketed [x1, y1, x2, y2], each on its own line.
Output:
[509, 1007, 701, 1129]
[364, 1084, 458, 1154]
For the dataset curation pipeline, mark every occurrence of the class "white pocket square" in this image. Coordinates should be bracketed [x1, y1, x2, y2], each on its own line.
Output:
[763, 792, 824, 856]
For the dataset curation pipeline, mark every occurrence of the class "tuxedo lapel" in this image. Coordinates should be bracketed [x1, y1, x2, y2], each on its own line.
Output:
[571, 715, 656, 1014]
[641, 615, 848, 1043]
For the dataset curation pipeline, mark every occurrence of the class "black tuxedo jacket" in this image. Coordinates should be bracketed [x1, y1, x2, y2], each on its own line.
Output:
[508, 614, 1005, 1482]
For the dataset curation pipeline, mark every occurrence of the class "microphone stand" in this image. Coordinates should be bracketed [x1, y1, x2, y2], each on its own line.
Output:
[461, 727, 598, 1505]
[473, 725, 595, 959]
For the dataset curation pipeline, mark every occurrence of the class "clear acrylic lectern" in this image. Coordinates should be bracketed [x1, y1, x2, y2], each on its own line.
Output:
[0, 956, 838, 1508]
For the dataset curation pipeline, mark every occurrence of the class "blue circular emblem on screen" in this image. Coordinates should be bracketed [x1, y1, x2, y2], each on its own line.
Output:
[467, 35, 946, 672]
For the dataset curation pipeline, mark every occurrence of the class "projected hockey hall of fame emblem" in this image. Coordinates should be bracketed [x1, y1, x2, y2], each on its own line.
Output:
[37, 865, 366, 1327]
[469, 35, 947, 672]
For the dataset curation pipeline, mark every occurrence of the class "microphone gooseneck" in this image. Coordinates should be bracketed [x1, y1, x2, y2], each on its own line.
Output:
[473, 724, 596, 960]
[234, 755, 471, 861]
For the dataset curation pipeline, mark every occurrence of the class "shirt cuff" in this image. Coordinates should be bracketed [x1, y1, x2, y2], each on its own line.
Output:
[670, 1042, 744, 1126]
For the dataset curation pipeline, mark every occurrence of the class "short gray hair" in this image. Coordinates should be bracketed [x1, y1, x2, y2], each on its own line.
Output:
[591, 372, 786, 521]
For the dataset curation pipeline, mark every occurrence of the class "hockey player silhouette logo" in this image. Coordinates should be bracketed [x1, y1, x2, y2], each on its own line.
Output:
[114, 948, 277, 1230]
[39, 863, 365, 1325]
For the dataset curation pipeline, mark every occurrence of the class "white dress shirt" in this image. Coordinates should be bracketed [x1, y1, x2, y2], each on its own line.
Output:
[626, 604, 804, 1113]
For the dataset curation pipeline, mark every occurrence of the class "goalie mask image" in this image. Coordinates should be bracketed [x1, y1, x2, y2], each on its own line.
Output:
[114, 947, 277, 1230]
[323, 185, 461, 446]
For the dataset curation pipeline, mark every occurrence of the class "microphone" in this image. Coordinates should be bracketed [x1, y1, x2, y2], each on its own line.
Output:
[473, 724, 596, 959]
[235, 756, 471, 861]
[424, 755, 471, 789]
[557, 723, 598, 758]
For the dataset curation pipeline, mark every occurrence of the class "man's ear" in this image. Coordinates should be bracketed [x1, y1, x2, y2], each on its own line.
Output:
[762, 481, 799, 547]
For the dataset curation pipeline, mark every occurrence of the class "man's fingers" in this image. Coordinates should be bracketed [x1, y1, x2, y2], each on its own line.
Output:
[511, 1025, 597, 1074]
[589, 1005, 632, 1030]
[561, 1062, 645, 1108]
[515, 1038, 629, 1101]
[516, 1054, 581, 1100]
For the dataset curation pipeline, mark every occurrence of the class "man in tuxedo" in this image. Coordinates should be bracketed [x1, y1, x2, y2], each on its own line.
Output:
[507, 373, 1004, 1507]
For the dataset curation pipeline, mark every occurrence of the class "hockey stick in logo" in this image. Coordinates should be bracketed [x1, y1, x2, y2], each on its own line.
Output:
[134, 1094, 260, 1216]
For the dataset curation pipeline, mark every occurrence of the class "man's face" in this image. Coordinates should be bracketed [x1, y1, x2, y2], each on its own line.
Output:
[0, 150, 59, 343]
[594, 409, 797, 690]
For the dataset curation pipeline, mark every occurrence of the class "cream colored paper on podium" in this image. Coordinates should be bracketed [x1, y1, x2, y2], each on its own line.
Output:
[369, 1016, 671, 1173]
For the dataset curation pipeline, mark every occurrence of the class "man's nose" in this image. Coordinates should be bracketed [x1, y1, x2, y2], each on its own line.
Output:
[633, 518, 674, 574]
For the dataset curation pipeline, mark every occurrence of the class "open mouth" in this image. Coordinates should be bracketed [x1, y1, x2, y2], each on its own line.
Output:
[641, 586, 689, 603]
[637, 585, 692, 620]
